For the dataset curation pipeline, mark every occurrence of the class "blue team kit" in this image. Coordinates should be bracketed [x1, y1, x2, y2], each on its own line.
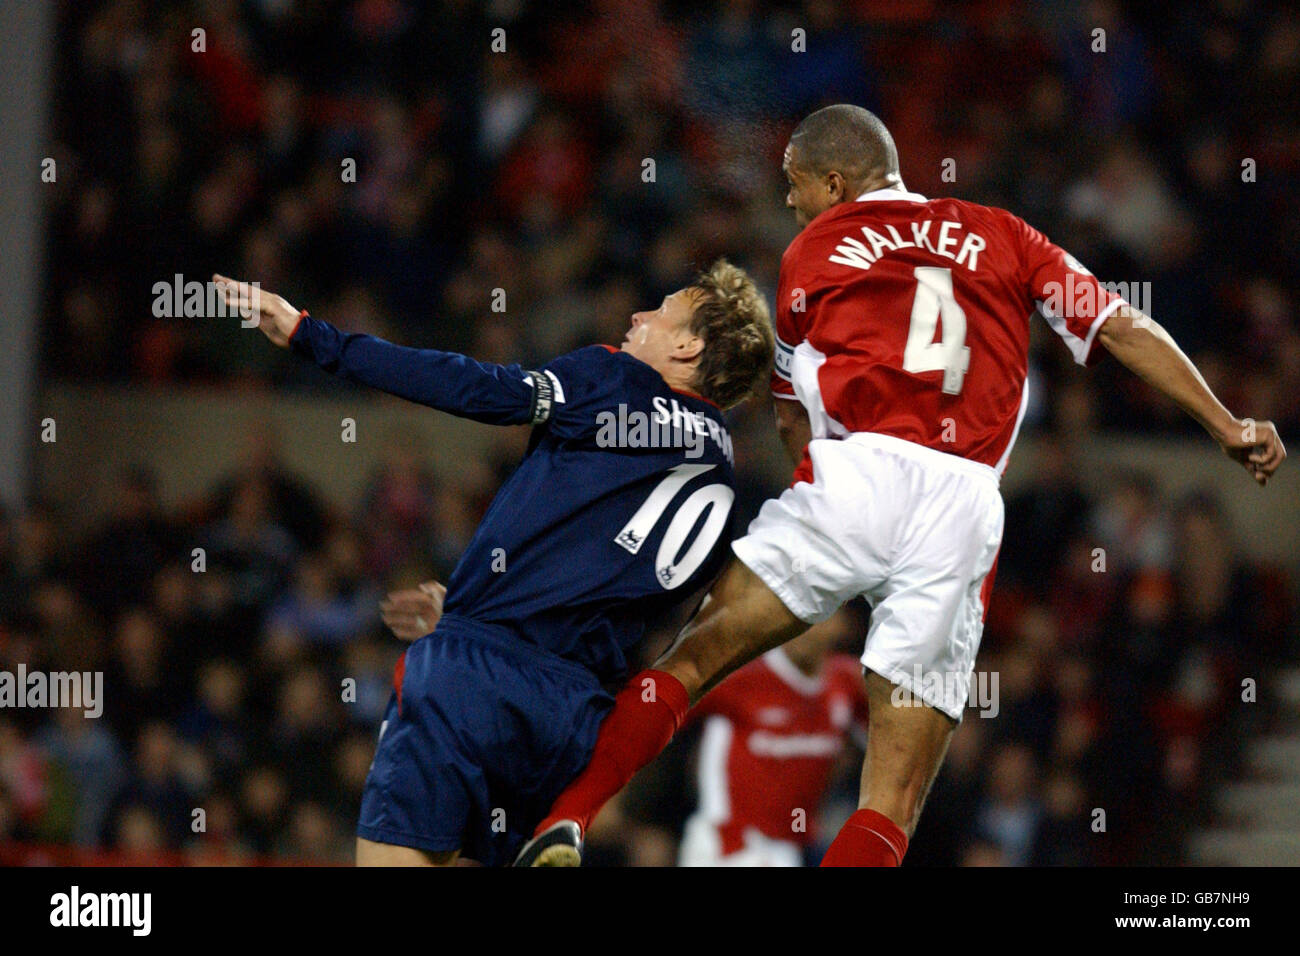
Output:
[290, 317, 737, 864]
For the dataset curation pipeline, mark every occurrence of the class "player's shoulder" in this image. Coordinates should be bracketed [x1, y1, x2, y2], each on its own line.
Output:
[543, 344, 651, 396]
[545, 343, 624, 374]
[788, 193, 1024, 251]
[787, 201, 867, 254]
[545, 344, 733, 463]
[780, 222, 817, 274]
[548, 345, 710, 401]
[920, 196, 1029, 235]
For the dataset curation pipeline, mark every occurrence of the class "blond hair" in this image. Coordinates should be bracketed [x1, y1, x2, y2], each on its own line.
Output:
[689, 259, 775, 410]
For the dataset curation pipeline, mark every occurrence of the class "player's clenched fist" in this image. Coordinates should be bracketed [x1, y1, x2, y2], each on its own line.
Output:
[380, 581, 447, 642]
[1217, 417, 1286, 487]
[212, 273, 302, 347]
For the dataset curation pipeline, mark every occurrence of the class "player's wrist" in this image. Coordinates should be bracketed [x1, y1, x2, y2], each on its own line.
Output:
[1208, 412, 1242, 445]
[286, 309, 309, 345]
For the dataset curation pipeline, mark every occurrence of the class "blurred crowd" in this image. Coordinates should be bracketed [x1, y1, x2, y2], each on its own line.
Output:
[39, 0, 1300, 439]
[5, 0, 1296, 863]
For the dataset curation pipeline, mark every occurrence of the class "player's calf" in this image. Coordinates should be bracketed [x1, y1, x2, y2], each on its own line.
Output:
[857, 669, 956, 834]
[821, 669, 956, 866]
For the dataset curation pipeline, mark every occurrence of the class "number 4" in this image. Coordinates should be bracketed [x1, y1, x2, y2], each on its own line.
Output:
[902, 266, 970, 395]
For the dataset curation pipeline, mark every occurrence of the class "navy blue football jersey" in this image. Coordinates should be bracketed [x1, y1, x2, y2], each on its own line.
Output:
[291, 318, 739, 684]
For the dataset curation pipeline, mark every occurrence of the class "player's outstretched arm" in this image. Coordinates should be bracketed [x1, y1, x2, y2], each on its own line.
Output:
[214, 273, 301, 345]
[213, 274, 547, 427]
[1097, 305, 1286, 486]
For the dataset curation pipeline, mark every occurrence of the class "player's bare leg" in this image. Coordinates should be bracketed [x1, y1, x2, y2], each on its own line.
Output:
[820, 670, 956, 866]
[514, 559, 807, 865]
[859, 670, 955, 830]
[656, 558, 809, 702]
[356, 837, 459, 867]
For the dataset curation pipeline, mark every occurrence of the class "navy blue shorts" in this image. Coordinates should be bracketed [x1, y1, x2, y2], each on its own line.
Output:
[357, 614, 613, 866]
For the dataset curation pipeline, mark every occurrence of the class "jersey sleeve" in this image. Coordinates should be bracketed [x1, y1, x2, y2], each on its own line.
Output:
[538, 345, 631, 441]
[1017, 218, 1128, 366]
[771, 242, 807, 400]
[290, 314, 544, 425]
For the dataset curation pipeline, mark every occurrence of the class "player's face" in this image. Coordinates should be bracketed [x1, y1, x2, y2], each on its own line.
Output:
[783, 143, 836, 228]
[622, 288, 704, 374]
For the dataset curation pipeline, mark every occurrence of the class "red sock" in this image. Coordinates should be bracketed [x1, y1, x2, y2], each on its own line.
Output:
[535, 669, 690, 837]
[820, 809, 909, 867]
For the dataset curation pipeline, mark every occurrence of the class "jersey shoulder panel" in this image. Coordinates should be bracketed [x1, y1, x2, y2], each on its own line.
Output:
[539, 345, 637, 439]
[542, 343, 626, 391]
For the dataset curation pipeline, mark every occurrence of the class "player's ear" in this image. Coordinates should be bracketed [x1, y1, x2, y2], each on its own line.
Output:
[674, 332, 704, 363]
[826, 171, 846, 202]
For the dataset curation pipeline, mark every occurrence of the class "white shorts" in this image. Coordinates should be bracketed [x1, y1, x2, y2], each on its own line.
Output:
[677, 814, 804, 867]
[732, 432, 1004, 721]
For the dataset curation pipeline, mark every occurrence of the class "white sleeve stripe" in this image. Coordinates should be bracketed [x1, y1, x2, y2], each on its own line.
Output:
[1036, 296, 1126, 366]
[543, 369, 566, 404]
[775, 335, 796, 354]
[772, 390, 801, 400]
[1035, 303, 1086, 364]
[1082, 298, 1127, 361]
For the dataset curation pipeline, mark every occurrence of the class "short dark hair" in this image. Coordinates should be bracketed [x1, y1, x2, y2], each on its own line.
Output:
[790, 104, 899, 185]
[689, 259, 775, 410]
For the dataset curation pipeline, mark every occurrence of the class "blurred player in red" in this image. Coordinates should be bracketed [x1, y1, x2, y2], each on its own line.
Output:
[678, 609, 867, 866]
[516, 104, 1286, 867]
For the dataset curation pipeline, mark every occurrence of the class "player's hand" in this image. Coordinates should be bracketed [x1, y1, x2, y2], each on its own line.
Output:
[380, 581, 446, 642]
[212, 274, 302, 348]
[1216, 417, 1285, 486]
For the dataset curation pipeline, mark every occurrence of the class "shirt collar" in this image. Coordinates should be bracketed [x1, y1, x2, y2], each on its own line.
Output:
[855, 187, 928, 203]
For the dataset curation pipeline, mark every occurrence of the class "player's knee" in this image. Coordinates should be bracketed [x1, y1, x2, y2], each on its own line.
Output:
[658, 654, 708, 703]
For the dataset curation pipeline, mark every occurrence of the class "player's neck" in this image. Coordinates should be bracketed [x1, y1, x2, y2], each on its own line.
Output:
[854, 172, 906, 198]
[659, 362, 704, 401]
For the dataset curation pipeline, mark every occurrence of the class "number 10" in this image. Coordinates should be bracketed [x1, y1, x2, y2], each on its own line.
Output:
[613, 464, 734, 590]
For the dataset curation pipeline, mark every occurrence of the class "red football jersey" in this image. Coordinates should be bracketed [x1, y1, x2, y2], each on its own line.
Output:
[773, 189, 1128, 473]
[690, 650, 868, 852]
